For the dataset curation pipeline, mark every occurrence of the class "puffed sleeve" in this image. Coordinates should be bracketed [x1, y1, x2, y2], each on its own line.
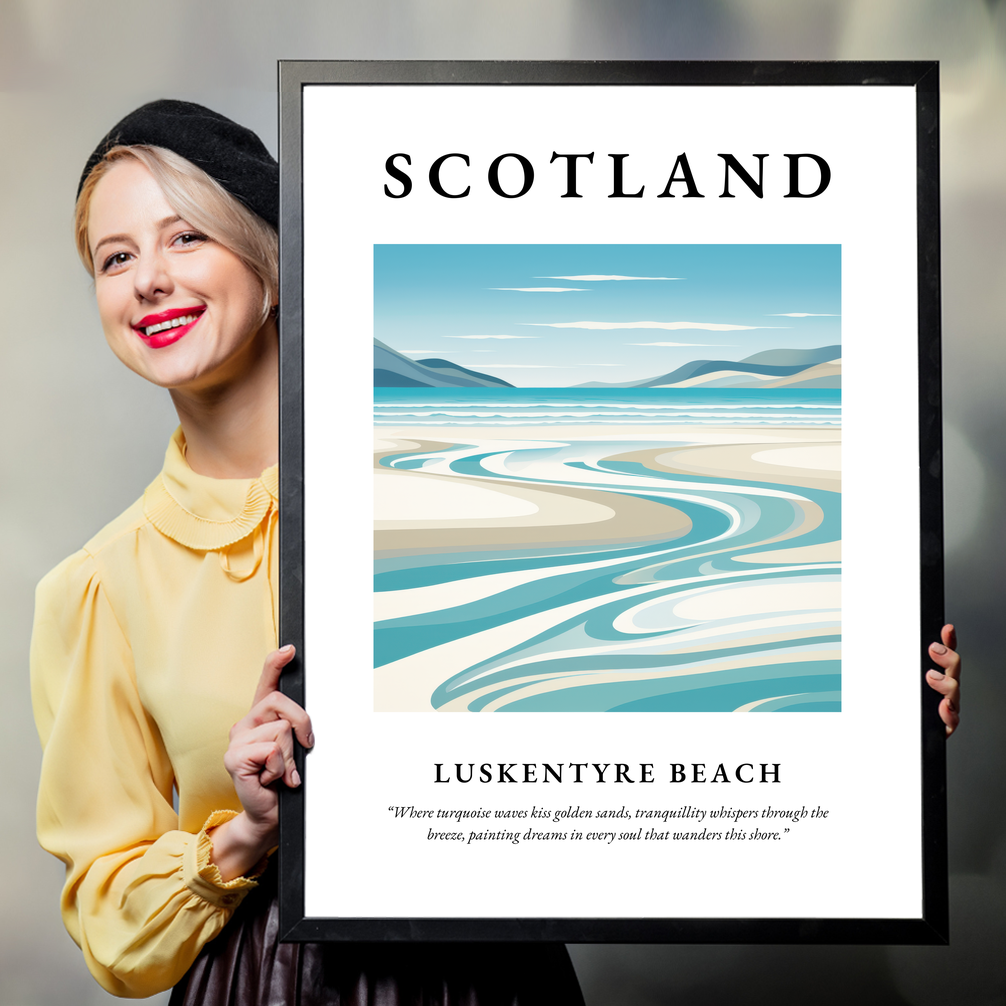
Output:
[31, 549, 262, 998]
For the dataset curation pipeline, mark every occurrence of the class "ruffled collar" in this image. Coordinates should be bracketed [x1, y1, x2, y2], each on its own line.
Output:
[143, 428, 278, 551]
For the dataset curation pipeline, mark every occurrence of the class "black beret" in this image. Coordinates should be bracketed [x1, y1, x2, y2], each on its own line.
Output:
[78, 99, 278, 228]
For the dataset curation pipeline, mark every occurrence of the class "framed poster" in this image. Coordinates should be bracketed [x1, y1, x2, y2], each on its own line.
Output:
[277, 61, 946, 943]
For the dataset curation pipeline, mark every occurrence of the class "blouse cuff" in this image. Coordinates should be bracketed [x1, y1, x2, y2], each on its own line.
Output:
[183, 810, 269, 909]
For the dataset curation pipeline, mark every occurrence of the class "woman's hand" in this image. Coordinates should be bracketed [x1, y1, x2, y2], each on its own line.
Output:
[926, 624, 961, 737]
[209, 645, 314, 881]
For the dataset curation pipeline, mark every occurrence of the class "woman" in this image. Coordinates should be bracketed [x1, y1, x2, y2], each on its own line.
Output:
[31, 99, 585, 1003]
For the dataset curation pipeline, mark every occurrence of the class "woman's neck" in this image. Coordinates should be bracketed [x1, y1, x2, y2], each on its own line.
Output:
[169, 320, 280, 479]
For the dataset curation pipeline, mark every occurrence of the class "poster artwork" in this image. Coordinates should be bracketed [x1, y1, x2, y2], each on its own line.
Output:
[373, 244, 841, 714]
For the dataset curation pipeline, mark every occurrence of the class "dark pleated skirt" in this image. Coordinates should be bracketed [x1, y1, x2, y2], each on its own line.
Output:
[169, 870, 585, 1006]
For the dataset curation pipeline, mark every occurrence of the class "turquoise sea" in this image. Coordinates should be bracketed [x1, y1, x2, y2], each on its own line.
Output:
[374, 387, 841, 428]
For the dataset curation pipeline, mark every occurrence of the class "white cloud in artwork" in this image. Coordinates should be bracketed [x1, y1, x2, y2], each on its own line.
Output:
[489, 287, 588, 292]
[537, 275, 682, 282]
[523, 321, 778, 331]
[769, 313, 839, 317]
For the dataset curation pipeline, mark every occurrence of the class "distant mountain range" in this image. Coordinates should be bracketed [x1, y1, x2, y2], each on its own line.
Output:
[375, 338, 514, 388]
[374, 339, 840, 390]
[575, 345, 841, 389]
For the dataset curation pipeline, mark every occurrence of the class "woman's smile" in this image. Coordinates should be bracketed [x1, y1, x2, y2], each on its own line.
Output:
[133, 306, 207, 347]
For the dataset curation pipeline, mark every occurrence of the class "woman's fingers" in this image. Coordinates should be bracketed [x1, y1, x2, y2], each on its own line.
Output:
[232, 689, 314, 750]
[255, 691, 313, 748]
[223, 644, 312, 813]
[940, 698, 960, 737]
[258, 742, 289, 788]
[926, 669, 960, 736]
[941, 623, 958, 653]
[218, 647, 309, 848]
[928, 628, 961, 686]
[924, 681, 960, 736]
[926, 667, 959, 704]
[240, 644, 314, 748]
[224, 738, 288, 788]
[230, 719, 302, 788]
[252, 644, 296, 707]
[927, 623, 961, 737]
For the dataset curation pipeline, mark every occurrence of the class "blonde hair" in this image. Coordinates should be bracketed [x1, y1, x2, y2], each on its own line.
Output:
[75, 145, 278, 322]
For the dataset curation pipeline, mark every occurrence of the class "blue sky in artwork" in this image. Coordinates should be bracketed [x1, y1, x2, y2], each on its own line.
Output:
[374, 245, 840, 387]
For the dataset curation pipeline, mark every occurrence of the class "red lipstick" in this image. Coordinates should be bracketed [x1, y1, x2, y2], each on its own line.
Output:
[133, 306, 206, 349]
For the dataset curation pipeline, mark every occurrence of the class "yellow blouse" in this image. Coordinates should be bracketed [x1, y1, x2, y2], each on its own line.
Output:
[31, 428, 279, 998]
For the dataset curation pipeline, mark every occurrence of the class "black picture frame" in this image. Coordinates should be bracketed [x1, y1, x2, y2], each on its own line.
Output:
[277, 60, 945, 944]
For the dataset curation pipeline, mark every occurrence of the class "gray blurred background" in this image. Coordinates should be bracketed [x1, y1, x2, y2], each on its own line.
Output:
[2, 1, 1003, 1003]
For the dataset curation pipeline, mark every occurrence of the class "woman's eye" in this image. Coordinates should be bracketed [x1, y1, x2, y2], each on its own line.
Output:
[101, 251, 132, 273]
[173, 231, 208, 248]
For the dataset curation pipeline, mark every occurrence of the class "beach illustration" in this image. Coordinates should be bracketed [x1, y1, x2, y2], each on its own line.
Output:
[373, 245, 841, 712]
